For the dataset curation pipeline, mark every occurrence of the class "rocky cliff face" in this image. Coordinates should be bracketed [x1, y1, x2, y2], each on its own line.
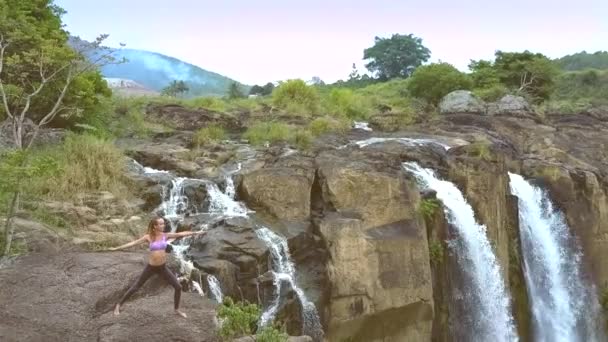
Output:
[1, 100, 608, 341]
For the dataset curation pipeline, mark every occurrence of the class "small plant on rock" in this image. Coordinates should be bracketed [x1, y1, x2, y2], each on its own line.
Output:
[419, 198, 441, 220]
[256, 324, 289, 342]
[217, 297, 261, 340]
[429, 239, 445, 266]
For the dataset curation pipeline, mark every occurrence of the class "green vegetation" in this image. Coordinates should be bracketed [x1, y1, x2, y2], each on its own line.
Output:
[161, 80, 189, 97]
[468, 141, 492, 161]
[256, 326, 289, 342]
[272, 79, 320, 115]
[309, 116, 350, 136]
[363, 33, 431, 80]
[31, 134, 132, 200]
[217, 297, 287, 342]
[244, 122, 293, 145]
[228, 81, 247, 99]
[324, 88, 372, 119]
[419, 198, 441, 220]
[428, 239, 444, 266]
[408, 63, 473, 105]
[556, 51, 608, 71]
[192, 125, 226, 147]
[249, 82, 276, 96]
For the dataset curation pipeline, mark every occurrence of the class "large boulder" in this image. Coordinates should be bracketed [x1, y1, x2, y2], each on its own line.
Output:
[488, 95, 531, 117]
[439, 90, 486, 115]
[239, 156, 315, 223]
[314, 147, 434, 341]
[0, 252, 219, 342]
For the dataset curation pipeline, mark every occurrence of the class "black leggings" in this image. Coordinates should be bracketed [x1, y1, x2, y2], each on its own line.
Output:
[118, 264, 182, 309]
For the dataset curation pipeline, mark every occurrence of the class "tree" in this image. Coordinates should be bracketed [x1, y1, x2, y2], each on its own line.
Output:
[249, 82, 275, 96]
[363, 33, 431, 80]
[227, 82, 245, 99]
[161, 80, 189, 97]
[493, 50, 559, 102]
[309, 76, 325, 86]
[407, 62, 473, 105]
[0, 0, 120, 256]
[261, 82, 275, 96]
[348, 63, 361, 82]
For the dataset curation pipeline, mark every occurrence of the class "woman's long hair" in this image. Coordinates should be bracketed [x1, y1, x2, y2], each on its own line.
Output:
[147, 217, 162, 241]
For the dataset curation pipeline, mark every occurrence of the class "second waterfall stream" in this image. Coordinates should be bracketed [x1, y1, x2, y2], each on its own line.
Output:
[404, 162, 519, 342]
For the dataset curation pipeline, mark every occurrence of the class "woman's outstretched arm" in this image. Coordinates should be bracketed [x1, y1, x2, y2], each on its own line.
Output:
[108, 235, 148, 251]
[165, 231, 206, 239]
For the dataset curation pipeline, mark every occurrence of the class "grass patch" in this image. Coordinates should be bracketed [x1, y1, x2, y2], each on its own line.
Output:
[0, 234, 28, 256]
[309, 116, 350, 136]
[323, 88, 372, 120]
[243, 122, 293, 146]
[30, 133, 133, 201]
[272, 80, 320, 116]
[192, 125, 226, 147]
[468, 140, 492, 161]
[293, 129, 313, 150]
[183, 96, 227, 112]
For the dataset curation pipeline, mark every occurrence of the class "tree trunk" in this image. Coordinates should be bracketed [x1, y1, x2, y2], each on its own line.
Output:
[2, 190, 20, 257]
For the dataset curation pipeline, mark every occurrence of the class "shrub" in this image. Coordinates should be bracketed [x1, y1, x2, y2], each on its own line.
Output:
[474, 84, 510, 102]
[324, 88, 371, 119]
[407, 62, 473, 105]
[185, 97, 227, 112]
[31, 133, 132, 200]
[293, 129, 313, 150]
[217, 297, 261, 340]
[244, 122, 293, 145]
[256, 325, 289, 342]
[309, 116, 350, 137]
[272, 79, 320, 115]
[192, 125, 226, 147]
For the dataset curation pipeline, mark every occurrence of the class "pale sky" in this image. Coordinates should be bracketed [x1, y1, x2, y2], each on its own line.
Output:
[56, 0, 607, 85]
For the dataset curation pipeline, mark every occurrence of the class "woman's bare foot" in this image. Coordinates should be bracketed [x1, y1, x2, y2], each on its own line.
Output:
[113, 304, 121, 316]
[175, 309, 187, 318]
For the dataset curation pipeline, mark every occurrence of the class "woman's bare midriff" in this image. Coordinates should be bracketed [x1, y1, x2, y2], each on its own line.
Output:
[148, 250, 167, 266]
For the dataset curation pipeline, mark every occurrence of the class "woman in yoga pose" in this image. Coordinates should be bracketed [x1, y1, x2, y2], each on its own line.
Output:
[108, 217, 205, 318]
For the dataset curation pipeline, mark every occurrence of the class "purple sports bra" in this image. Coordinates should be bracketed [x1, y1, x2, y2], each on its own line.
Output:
[149, 233, 168, 251]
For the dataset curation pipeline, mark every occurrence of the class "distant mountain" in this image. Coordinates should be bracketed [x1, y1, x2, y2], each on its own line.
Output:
[101, 48, 248, 97]
[70, 37, 247, 97]
[556, 51, 608, 71]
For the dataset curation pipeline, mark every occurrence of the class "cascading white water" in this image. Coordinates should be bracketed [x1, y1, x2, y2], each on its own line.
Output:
[403, 162, 518, 342]
[339, 137, 451, 150]
[255, 227, 323, 341]
[207, 275, 224, 303]
[157, 177, 189, 230]
[139, 160, 323, 338]
[204, 172, 323, 339]
[508, 173, 604, 342]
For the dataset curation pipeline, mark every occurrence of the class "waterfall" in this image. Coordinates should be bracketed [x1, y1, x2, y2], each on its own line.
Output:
[138, 161, 323, 338]
[403, 162, 518, 342]
[508, 173, 604, 341]
[207, 275, 224, 303]
[157, 177, 189, 230]
[204, 173, 323, 339]
[206, 181, 249, 217]
[255, 227, 324, 341]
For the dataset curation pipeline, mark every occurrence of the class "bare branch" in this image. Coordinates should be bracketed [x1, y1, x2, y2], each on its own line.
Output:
[26, 67, 75, 149]
[0, 34, 13, 119]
